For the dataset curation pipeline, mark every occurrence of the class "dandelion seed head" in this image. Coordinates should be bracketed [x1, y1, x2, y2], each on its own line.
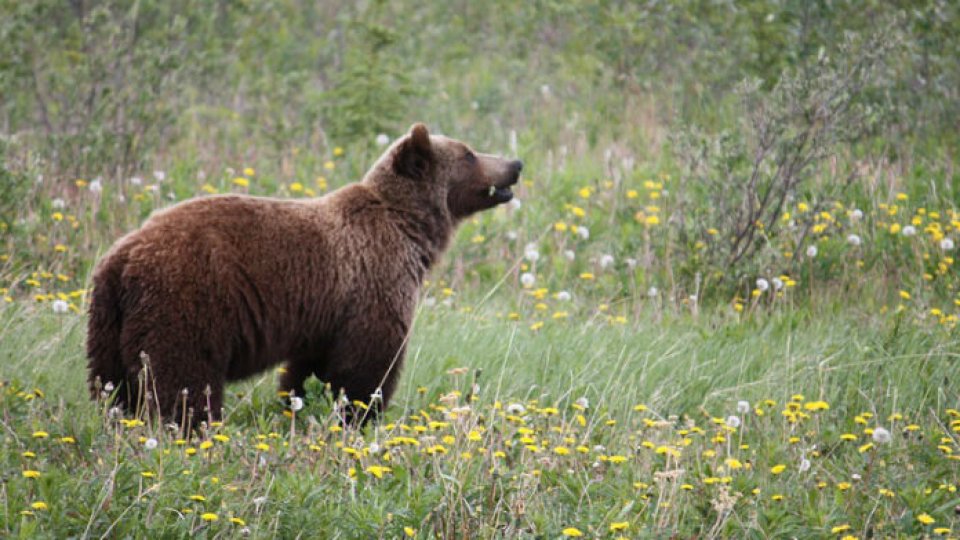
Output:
[289, 397, 304, 411]
[902, 225, 917, 237]
[941, 238, 955, 251]
[599, 254, 614, 269]
[756, 278, 770, 292]
[725, 415, 741, 428]
[847, 234, 861, 246]
[144, 438, 158, 450]
[520, 272, 536, 288]
[806, 245, 818, 258]
[737, 400, 750, 414]
[872, 426, 892, 444]
[375, 133, 390, 147]
[52, 299, 69, 314]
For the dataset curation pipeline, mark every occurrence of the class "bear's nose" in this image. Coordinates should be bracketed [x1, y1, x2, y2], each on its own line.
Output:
[512, 160, 524, 173]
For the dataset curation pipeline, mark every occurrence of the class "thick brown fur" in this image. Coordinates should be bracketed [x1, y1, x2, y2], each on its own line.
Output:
[86, 123, 523, 425]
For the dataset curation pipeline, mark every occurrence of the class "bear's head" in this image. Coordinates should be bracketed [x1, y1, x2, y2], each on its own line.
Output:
[371, 123, 523, 221]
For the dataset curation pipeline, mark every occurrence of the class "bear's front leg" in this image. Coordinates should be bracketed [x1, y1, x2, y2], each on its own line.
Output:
[320, 325, 407, 427]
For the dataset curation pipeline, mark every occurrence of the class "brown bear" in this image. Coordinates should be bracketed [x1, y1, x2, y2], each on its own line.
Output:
[86, 123, 522, 426]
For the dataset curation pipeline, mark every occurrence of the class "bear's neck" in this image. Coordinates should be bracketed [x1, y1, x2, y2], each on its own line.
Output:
[388, 203, 454, 277]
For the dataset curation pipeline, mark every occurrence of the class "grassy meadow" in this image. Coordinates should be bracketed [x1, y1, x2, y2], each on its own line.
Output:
[2, 1, 959, 538]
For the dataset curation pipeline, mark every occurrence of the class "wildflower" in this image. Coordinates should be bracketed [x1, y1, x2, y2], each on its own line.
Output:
[520, 273, 536, 288]
[201, 513, 219, 522]
[599, 254, 614, 269]
[847, 234, 862, 246]
[144, 438, 158, 450]
[917, 513, 935, 525]
[770, 464, 786, 474]
[290, 397, 304, 411]
[22, 470, 41, 479]
[933, 528, 952, 535]
[376, 134, 391, 146]
[756, 278, 769, 292]
[736, 400, 750, 414]
[941, 238, 955, 251]
[404, 527, 417, 537]
[30, 502, 48, 511]
[523, 243, 540, 262]
[232, 177, 249, 187]
[831, 524, 851, 534]
[872, 427, 892, 444]
[574, 397, 590, 409]
[725, 415, 741, 428]
[230, 517, 246, 526]
[506, 403, 527, 415]
[52, 300, 69, 314]
[576, 226, 590, 240]
[365, 465, 392, 479]
[902, 225, 917, 237]
[799, 458, 811, 472]
[806, 245, 818, 258]
[580, 272, 594, 280]
[32, 431, 49, 439]
[562, 528, 584, 537]
[609, 521, 629, 532]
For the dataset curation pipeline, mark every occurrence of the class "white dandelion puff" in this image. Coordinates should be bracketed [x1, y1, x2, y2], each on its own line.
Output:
[375, 133, 390, 147]
[52, 300, 69, 314]
[806, 245, 818, 258]
[520, 272, 536, 288]
[506, 403, 526, 415]
[144, 438, 158, 450]
[847, 234, 861, 246]
[599, 254, 614, 269]
[289, 397, 304, 411]
[725, 415, 741, 428]
[901, 225, 917, 237]
[941, 238, 955, 251]
[872, 426, 892, 444]
[756, 278, 770, 292]
[556, 291, 572, 302]
[737, 400, 750, 414]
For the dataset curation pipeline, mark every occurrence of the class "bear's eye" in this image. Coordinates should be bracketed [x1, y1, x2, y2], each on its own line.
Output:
[463, 151, 477, 164]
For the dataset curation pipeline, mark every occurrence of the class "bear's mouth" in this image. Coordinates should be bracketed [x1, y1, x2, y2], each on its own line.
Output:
[488, 178, 518, 204]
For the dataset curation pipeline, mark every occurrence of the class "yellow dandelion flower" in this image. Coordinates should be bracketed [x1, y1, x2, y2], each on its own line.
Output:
[32, 431, 49, 439]
[933, 528, 951, 535]
[333, 147, 344, 157]
[189, 495, 206, 502]
[609, 521, 629, 532]
[201, 512, 218, 522]
[770, 464, 786, 474]
[580, 272, 594, 280]
[365, 465, 392, 479]
[831, 524, 851, 534]
[290, 182, 304, 192]
[562, 528, 584, 537]
[200, 440, 214, 450]
[578, 187, 591, 199]
[645, 215, 660, 226]
[30, 501, 48, 511]
[917, 513, 935, 525]
[243, 167, 255, 177]
[626, 190, 638, 199]
[837, 482, 851, 491]
[232, 177, 249, 187]
[230, 517, 246, 526]
[22, 470, 41, 479]
[324, 161, 335, 171]
[404, 527, 416, 537]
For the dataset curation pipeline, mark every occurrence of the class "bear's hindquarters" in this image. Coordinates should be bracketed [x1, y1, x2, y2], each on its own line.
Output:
[86, 259, 130, 408]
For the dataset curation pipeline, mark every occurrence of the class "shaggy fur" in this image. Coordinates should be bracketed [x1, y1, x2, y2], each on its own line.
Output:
[87, 123, 523, 425]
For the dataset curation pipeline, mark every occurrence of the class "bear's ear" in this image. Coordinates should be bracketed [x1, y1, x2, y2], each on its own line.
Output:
[393, 123, 433, 180]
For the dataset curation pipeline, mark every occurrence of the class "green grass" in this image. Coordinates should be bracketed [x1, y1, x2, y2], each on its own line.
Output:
[1, 298, 958, 538]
